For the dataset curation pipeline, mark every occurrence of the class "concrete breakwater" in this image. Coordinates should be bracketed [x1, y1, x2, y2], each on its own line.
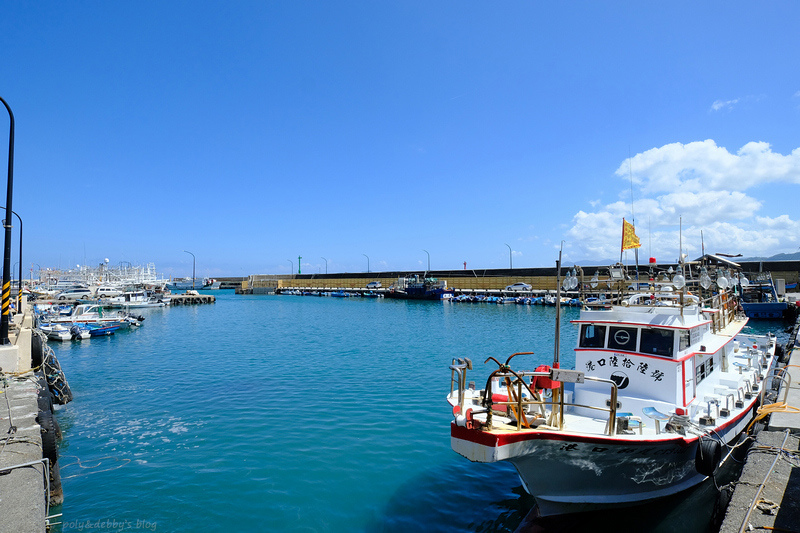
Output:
[239, 260, 800, 294]
[719, 318, 800, 532]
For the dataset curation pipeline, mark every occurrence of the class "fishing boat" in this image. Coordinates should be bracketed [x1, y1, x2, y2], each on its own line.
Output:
[385, 275, 455, 300]
[447, 258, 780, 516]
[740, 272, 789, 319]
[105, 290, 167, 308]
[166, 278, 205, 290]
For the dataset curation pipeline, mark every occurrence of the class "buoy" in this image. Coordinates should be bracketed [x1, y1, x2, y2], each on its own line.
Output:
[695, 435, 722, 476]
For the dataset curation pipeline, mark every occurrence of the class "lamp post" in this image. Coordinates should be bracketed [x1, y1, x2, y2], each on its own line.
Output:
[31, 263, 40, 283]
[287, 259, 293, 278]
[183, 250, 196, 290]
[362, 254, 369, 273]
[0, 97, 15, 344]
[505, 243, 512, 269]
[298, 255, 301, 275]
[321, 257, 328, 275]
[0, 206, 22, 308]
[422, 249, 430, 272]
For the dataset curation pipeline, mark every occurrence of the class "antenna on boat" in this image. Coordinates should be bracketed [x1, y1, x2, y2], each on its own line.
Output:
[554, 242, 563, 367]
[628, 150, 640, 282]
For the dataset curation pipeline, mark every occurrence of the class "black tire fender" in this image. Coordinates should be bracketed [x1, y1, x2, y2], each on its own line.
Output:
[695, 435, 722, 477]
[37, 410, 59, 463]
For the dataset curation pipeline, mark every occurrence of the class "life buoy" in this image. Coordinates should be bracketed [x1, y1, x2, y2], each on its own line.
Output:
[695, 435, 722, 476]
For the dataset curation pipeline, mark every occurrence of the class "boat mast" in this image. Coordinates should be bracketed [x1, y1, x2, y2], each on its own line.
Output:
[554, 245, 563, 367]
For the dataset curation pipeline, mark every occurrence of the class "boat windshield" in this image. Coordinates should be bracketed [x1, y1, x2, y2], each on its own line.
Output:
[639, 328, 674, 357]
[579, 324, 606, 348]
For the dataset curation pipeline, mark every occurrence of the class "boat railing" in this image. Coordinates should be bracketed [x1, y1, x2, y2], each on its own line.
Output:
[452, 362, 621, 436]
[483, 371, 620, 435]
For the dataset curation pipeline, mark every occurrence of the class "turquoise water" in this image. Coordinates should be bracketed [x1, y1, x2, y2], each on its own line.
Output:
[47, 293, 785, 532]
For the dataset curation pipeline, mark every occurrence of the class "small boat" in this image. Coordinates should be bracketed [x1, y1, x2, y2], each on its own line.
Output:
[447, 258, 780, 516]
[39, 323, 72, 342]
[86, 323, 121, 336]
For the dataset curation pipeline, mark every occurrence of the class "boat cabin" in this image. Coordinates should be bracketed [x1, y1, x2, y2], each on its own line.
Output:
[571, 298, 737, 416]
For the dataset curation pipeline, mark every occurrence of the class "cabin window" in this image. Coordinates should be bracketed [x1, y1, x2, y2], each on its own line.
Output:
[579, 324, 607, 348]
[607, 326, 638, 352]
[678, 330, 690, 352]
[639, 328, 674, 357]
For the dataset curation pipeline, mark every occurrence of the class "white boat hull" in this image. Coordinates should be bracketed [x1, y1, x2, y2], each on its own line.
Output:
[451, 398, 756, 515]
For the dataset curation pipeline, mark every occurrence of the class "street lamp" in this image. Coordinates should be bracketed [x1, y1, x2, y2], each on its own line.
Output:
[0, 96, 16, 345]
[321, 257, 328, 275]
[505, 243, 512, 269]
[183, 250, 196, 290]
[362, 254, 370, 273]
[422, 249, 430, 272]
[287, 259, 293, 278]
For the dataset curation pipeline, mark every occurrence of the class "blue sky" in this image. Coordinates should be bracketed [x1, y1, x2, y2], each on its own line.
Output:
[1, 2, 799, 278]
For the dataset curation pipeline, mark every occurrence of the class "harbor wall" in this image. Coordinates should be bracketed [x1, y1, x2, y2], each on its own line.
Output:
[243, 260, 800, 292]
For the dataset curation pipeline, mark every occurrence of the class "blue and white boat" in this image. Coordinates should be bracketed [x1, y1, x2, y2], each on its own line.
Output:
[385, 275, 455, 300]
[740, 273, 788, 319]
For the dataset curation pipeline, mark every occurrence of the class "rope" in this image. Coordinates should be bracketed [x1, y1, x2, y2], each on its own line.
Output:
[58, 455, 131, 479]
[746, 401, 800, 433]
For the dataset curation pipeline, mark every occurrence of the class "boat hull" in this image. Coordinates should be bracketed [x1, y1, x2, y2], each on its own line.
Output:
[451, 400, 756, 516]
[741, 301, 788, 319]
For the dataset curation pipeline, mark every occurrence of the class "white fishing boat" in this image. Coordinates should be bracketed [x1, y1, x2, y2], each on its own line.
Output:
[105, 290, 166, 308]
[447, 258, 780, 516]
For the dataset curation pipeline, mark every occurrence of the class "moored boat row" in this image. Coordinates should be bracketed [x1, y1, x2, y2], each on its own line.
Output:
[34, 303, 145, 342]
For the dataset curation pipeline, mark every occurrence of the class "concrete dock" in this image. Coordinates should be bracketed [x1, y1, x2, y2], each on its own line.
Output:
[0, 300, 63, 533]
[719, 325, 800, 533]
[0, 375, 48, 532]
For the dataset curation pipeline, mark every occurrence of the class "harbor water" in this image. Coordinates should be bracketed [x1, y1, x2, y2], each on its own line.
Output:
[47, 292, 786, 532]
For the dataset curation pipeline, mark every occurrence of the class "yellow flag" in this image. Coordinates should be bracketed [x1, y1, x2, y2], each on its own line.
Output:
[621, 218, 641, 251]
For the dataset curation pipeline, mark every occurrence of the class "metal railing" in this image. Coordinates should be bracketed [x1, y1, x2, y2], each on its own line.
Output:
[450, 361, 621, 436]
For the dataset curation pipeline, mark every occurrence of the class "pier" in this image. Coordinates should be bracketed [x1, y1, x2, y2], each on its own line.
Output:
[719, 319, 800, 532]
[0, 300, 59, 532]
[170, 293, 216, 305]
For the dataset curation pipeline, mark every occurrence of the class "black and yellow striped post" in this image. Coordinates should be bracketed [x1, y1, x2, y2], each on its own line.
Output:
[0, 97, 15, 345]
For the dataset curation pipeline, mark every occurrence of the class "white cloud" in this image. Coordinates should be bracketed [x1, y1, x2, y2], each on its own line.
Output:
[566, 140, 800, 262]
[616, 140, 800, 193]
[711, 98, 740, 111]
